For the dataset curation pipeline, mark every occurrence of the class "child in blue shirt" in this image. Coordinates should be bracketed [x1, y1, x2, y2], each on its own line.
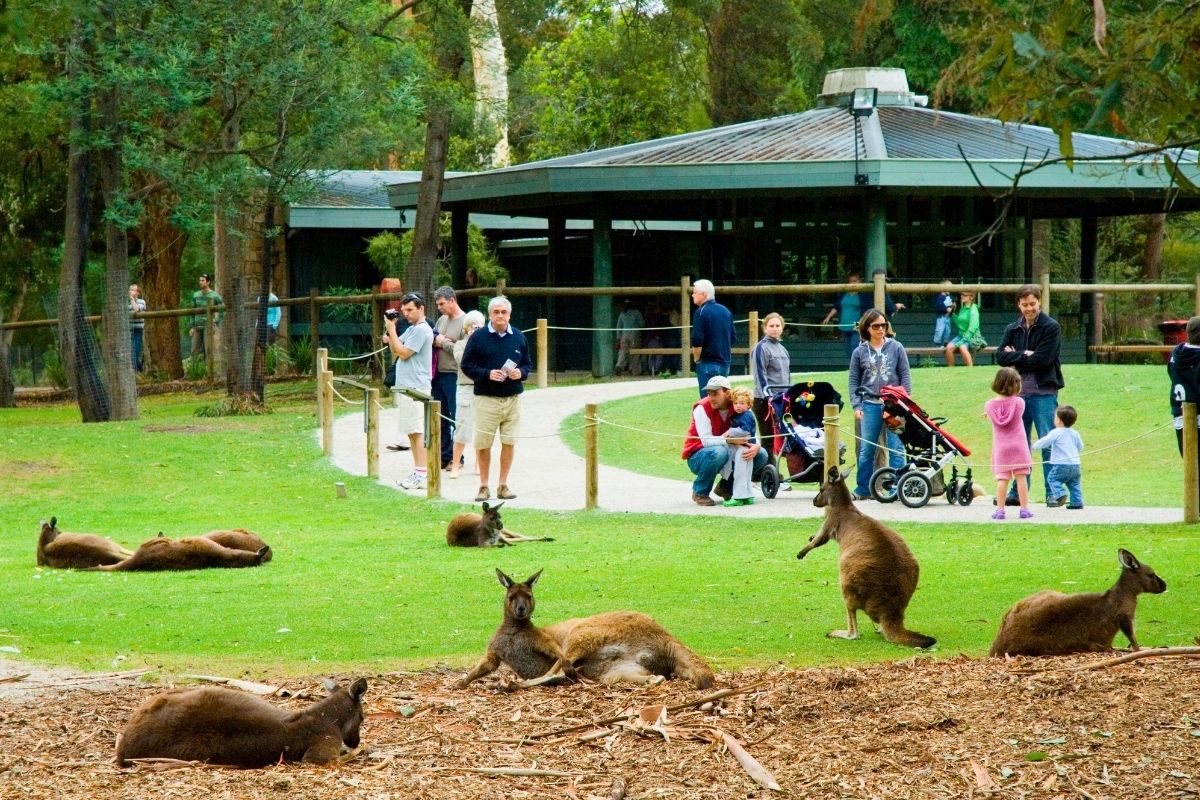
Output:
[721, 387, 759, 507]
[1031, 405, 1084, 509]
[932, 280, 955, 346]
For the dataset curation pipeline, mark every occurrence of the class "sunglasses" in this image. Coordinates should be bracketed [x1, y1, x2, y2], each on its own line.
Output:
[868, 322, 888, 330]
[401, 293, 422, 304]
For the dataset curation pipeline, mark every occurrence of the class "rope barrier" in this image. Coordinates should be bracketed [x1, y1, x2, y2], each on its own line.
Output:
[325, 345, 388, 361]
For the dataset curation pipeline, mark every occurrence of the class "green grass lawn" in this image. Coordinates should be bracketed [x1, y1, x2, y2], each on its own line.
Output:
[1, 374, 1196, 680]
[562, 364, 1183, 507]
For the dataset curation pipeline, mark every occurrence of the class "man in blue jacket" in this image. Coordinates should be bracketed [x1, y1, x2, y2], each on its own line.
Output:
[460, 295, 531, 503]
[690, 279, 735, 397]
[995, 284, 1064, 505]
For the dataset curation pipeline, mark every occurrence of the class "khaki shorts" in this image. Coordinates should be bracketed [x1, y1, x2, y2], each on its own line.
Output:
[393, 391, 425, 437]
[453, 385, 475, 446]
[473, 394, 520, 450]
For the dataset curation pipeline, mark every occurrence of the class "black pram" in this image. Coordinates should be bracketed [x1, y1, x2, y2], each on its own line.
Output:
[759, 381, 846, 499]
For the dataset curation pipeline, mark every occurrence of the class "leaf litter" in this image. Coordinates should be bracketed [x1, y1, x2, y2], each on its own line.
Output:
[1, 654, 1198, 799]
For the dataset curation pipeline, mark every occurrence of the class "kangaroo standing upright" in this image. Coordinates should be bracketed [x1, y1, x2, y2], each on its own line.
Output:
[796, 468, 936, 648]
[989, 548, 1167, 657]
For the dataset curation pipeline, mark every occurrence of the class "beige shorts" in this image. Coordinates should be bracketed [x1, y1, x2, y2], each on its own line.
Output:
[473, 394, 520, 450]
[393, 391, 425, 437]
[453, 385, 475, 446]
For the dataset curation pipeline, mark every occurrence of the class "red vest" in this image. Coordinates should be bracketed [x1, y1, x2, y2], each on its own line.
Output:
[681, 397, 731, 460]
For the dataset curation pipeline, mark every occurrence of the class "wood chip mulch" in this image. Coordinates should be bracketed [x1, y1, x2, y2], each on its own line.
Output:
[2, 655, 1199, 799]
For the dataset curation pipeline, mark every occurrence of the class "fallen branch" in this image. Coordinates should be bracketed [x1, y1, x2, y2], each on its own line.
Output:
[32, 668, 151, 688]
[0, 673, 31, 683]
[182, 674, 283, 695]
[431, 766, 588, 778]
[709, 728, 781, 792]
[1072, 646, 1200, 671]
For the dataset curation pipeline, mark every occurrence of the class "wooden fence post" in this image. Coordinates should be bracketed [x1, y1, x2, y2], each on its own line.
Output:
[309, 287, 320, 377]
[366, 387, 380, 479]
[1091, 293, 1105, 364]
[1195, 273, 1200, 316]
[321, 369, 334, 455]
[204, 298, 215, 385]
[1040, 272, 1052, 317]
[427, 399, 441, 499]
[873, 271, 885, 313]
[747, 310, 759, 365]
[823, 403, 840, 486]
[371, 292, 383, 380]
[680, 276, 691, 379]
[585, 403, 598, 510]
[316, 348, 328, 424]
[1185, 402, 1198, 524]
[537, 318, 548, 388]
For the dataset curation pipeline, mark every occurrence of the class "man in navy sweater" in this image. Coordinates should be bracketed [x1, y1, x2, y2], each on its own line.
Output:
[459, 295, 531, 503]
[690, 279, 735, 397]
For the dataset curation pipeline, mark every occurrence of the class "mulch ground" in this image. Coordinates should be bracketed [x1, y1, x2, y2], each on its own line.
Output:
[2, 655, 1199, 800]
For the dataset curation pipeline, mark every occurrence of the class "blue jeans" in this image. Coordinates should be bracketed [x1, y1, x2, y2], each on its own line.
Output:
[695, 361, 727, 397]
[1047, 464, 1083, 506]
[1007, 393, 1057, 501]
[431, 371, 458, 465]
[687, 444, 768, 496]
[131, 328, 144, 372]
[841, 331, 860, 360]
[855, 402, 905, 496]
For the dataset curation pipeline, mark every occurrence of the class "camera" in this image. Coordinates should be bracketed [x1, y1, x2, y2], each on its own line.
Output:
[384, 308, 401, 321]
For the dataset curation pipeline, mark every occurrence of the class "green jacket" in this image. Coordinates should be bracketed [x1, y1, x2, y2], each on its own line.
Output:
[191, 289, 223, 328]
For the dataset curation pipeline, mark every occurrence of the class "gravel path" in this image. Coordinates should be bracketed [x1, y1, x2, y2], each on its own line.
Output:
[326, 377, 1183, 524]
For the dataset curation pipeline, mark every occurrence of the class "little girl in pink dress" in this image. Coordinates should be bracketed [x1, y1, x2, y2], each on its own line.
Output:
[985, 367, 1033, 519]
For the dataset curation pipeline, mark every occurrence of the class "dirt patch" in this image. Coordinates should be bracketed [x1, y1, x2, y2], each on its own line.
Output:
[2, 656, 1198, 799]
[0, 461, 64, 479]
[141, 425, 215, 434]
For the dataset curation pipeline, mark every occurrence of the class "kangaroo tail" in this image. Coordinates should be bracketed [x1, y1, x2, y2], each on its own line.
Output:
[880, 615, 936, 649]
[668, 640, 716, 689]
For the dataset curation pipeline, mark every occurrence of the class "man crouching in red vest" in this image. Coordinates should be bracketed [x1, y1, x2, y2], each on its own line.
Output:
[682, 375, 769, 506]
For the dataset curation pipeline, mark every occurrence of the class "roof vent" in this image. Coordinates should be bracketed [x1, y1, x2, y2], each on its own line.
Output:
[818, 67, 928, 110]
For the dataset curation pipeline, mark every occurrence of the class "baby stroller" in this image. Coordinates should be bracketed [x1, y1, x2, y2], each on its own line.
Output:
[759, 381, 846, 499]
[868, 385, 975, 508]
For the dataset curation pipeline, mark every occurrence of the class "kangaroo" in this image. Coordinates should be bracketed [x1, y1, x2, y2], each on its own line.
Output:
[457, 569, 575, 687]
[36, 517, 131, 569]
[796, 468, 936, 648]
[116, 677, 367, 768]
[445, 502, 553, 547]
[202, 529, 273, 561]
[91, 535, 270, 572]
[989, 548, 1167, 657]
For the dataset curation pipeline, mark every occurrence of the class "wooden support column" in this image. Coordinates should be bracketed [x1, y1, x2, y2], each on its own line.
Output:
[536, 318, 548, 388]
[865, 192, 887, 306]
[680, 275, 692, 379]
[823, 404, 840, 485]
[450, 207, 468, 289]
[309, 287, 320, 377]
[592, 205, 614, 377]
[427, 399, 441, 499]
[1081, 215, 1098, 361]
[366, 387, 380, 478]
[547, 213, 564, 372]
[1185, 402, 1198, 524]
[585, 403, 598, 510]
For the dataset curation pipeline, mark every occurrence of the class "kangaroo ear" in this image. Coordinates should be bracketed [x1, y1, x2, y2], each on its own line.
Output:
[49, 516, 57, 528]
[496, 568, 514, 588]
[349, 677, 368, 700]
[827, 467, 841, 483]
[481, 501, 490, 512]
[1118, 549, 1140, 571]
[491, 501, 504, 513]
[525, 568, 544, 588]
[321, 677, 338, 694]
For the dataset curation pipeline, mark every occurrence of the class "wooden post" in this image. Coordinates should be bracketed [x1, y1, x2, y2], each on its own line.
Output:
[680, 276, 692, 379]
[536, 318, 548, 388]
[204, 298, 215, 384]
[584, 403, 598, 510]
[427, 399, 441, 499]
[1091, 293, 1105, 364]
[366, 387, 380, 479]
[822, 403, 840, 485]
[1194, 273, 1200, 316]
[496, 278, 506, 297]
[321, 370, 334, 456]
[1185, 402, 1198, 524]
[371, 292, 383, 381]
[747, 310, 759, 367]
[309, 287, 320, 377]
[873, 270, 885, 313]
[316, 347, 328, 424]
[1040, 272, 1051, 317]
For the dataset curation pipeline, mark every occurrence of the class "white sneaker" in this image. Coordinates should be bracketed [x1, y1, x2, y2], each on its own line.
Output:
[399, 473, 426, 490]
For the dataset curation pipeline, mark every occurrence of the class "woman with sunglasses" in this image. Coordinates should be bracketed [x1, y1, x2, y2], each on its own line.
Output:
[847, 309, 912, 501]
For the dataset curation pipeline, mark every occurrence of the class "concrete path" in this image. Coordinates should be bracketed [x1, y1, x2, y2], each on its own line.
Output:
[326, 377, 1183, 524]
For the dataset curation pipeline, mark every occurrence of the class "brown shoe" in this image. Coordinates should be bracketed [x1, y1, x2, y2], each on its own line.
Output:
[713, 479, 733, 501]
[496, 485, 517, 500]
[474, 486, 490, 502]
[692, 492, 715, 506]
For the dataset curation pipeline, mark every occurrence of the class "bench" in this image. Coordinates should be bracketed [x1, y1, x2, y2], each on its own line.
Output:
[905, 345, 998, 366]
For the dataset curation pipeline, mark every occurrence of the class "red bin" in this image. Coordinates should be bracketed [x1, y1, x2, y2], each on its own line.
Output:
[1159, 319, 1189, 363]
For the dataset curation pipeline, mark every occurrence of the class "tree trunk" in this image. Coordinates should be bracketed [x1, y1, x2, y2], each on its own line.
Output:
[469, 0, 510, 167]
[0, 276, 29, 408]
[137, 182, 187, 379]
[96, 11, 138, 420]
[215, 104, 255, 399]
[407, 108, 450, 303]
[251, 198, 276, 404]
[58, 18, 111, 423]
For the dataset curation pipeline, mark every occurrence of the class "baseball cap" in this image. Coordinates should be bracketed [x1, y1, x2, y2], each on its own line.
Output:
[704, 375, 732, 392]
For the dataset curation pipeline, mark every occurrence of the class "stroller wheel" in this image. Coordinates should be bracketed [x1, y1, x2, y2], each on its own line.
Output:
[898, 472, 933, 508]
[760, 464, 780, 500]
[947, 479, 959, 505]
[958, 481, 975, 506]
[869, 468, 899, 503]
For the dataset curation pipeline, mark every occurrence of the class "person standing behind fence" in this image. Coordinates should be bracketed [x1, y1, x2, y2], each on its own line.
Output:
[750, 312, 790, 442]
[460, 295, 530, 503]
[1167, 315, 1200, 499]
[822, 271, 865, 359]
[615, 300, 645, 376]
[848, 309, 911, 502]
[944, 290, 983, 367]
[129, 284, 146, 372]
[188, 273, 223, 359]
[432, 286, 467, 470]
[690, 279, 735, 397]
[385, 292, 434, 492]
[995, 284, 1063, 506]
[449, 310, 486, 480]
[932, 280, 954, 348]
[265, 291, 280, 344]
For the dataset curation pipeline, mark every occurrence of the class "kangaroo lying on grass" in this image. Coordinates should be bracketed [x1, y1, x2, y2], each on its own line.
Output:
[458, 569, 714, 689]
[796, 468, 936, 649]
[116, 677, 367, 768]
[989, 548, 1167, 657]
[201, 529, 273, 561]
[36, 517, 131, 569]
[90, 534, 270, 571]
[445, 502, 553, 547]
